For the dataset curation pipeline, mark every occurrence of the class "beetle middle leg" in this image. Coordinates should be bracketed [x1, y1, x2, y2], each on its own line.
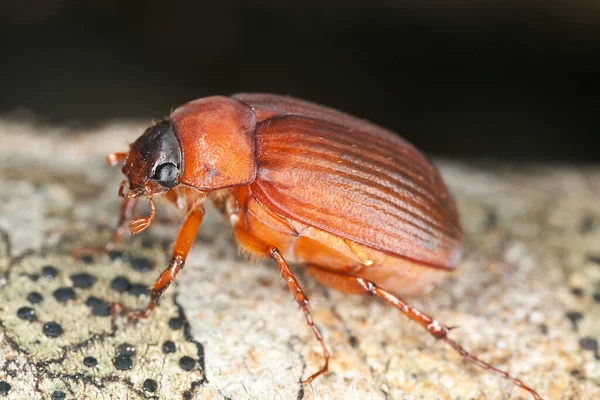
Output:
[305, 266, 543, 400]
[112, 207, 204, 319]
[232, 226, 330, 384]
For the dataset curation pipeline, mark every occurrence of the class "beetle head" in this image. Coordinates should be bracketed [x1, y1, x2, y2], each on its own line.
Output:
[122, 121, 183, 197]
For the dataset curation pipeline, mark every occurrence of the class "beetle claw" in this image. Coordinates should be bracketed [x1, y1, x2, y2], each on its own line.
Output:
[71, 245, 102, 261]
[129, 217, 152, 234]
[127, 185, 157, 234]
[110, 302, 154, 320]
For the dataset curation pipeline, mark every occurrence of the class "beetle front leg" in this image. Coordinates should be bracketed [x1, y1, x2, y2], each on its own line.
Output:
[108, 195, 138, 251]
[105, 151, 129, 166]
[305, 266, 543, 400]
[72, 195, 138, 259]
[74, 152, 135, 257]
[112, 207, 204, 319]
[232, 227, 330, 384]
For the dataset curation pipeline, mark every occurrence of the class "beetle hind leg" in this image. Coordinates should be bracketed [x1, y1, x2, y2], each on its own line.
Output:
[232, 226, 330, 384]
[305, 266, 543, 400]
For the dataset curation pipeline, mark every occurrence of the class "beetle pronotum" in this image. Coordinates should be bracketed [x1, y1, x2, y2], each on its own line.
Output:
[94, 94, 542, 399]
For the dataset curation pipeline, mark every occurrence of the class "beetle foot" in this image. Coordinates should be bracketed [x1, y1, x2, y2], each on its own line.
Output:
[129, 217, 152, 234]
[110, 302, 155, 320]
[71, 244, 108, 261]
[299, 355, 329, 385]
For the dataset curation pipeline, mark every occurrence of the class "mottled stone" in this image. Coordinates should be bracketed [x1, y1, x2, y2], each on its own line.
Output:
[0, 120, 598, 400]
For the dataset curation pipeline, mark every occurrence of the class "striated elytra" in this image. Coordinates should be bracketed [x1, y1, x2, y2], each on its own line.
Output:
[91, 94, 542, 399]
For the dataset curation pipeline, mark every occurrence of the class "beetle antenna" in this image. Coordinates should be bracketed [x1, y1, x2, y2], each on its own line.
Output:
[128, 185, 156, 234]
[118, 180, 128, 198]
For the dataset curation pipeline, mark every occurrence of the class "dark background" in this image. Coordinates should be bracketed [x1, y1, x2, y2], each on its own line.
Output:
[1, 0, 599, 161]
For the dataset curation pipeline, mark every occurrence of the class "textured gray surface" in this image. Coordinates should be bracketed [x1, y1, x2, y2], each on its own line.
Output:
[0, 120, 599, 399]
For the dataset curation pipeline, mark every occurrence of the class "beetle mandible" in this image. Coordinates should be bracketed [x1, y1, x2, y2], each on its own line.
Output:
[99, 93, 542, 399]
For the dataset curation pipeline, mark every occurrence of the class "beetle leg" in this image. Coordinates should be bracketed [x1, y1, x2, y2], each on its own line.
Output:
[107, 195, 138, 251]
[232, 227, 330, 384]
[128, 186, 157, 234]
[72, 196, 138, 259]
[105, 152, 128, 166]
[112, 207, 204, 319]
[305, 266, 543, 400]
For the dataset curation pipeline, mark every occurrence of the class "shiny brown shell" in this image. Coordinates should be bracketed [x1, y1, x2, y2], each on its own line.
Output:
[233, 93, 463, 270]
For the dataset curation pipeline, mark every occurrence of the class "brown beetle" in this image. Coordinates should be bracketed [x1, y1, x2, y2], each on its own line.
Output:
[100, 94, 542, 399]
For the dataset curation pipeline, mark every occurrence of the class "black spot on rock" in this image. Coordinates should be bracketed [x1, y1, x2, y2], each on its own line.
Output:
[16, 307, 35, 322]
[116, 343, 136, 357]
[53, 287, 76, 303]
[179, 356, 196, 371]
[586, 254, 600, 265]
[168, 316, 184, 330]
[162, 340, 176, 354]
[580, 337, 598, 353]
[130, 257, 152, 272]
[42, 265, 58, 279]
[110, 276, 131, 293]
[570, 287, 584, 297]
[51, 391, 66, 400]
[108, 250, 129, 262]
[43, 322, 63, 338]
[129, 283, 149, 297]
[485, 209, 498, 230]
[83, 356, 98, 367]
[143, 378, 158, 392]
[79, 254, 94, 264]
[141, 238, 155, 248]
[28, 273, 40, 281]
[70, 273, 97, 289]
[580, 216, 595, 234]
[0, 381, 10, 395]
[113, 355, 133, 371]
[27, 292, 43, 304]
[85, 297, 110, 317]
[593, 293, 600, 304]
[565, 311, 583, 330]
[349, 336, 359, 348]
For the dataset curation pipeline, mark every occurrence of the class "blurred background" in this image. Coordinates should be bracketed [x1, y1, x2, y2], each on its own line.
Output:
[1, 0, 598, 161]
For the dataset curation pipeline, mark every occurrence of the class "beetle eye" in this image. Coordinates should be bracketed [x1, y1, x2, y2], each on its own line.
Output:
[154, 162, 179, 188]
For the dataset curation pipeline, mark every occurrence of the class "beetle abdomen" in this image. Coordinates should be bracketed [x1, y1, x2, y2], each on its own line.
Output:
[252, 115, 463, 270]
[234, 185, 451, 295]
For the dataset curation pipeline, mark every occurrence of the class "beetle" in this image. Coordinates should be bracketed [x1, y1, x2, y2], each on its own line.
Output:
[98, 93, 542, 399]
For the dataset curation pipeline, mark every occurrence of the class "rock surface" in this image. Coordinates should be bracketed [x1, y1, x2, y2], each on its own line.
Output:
[0, 119, 599, 399]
